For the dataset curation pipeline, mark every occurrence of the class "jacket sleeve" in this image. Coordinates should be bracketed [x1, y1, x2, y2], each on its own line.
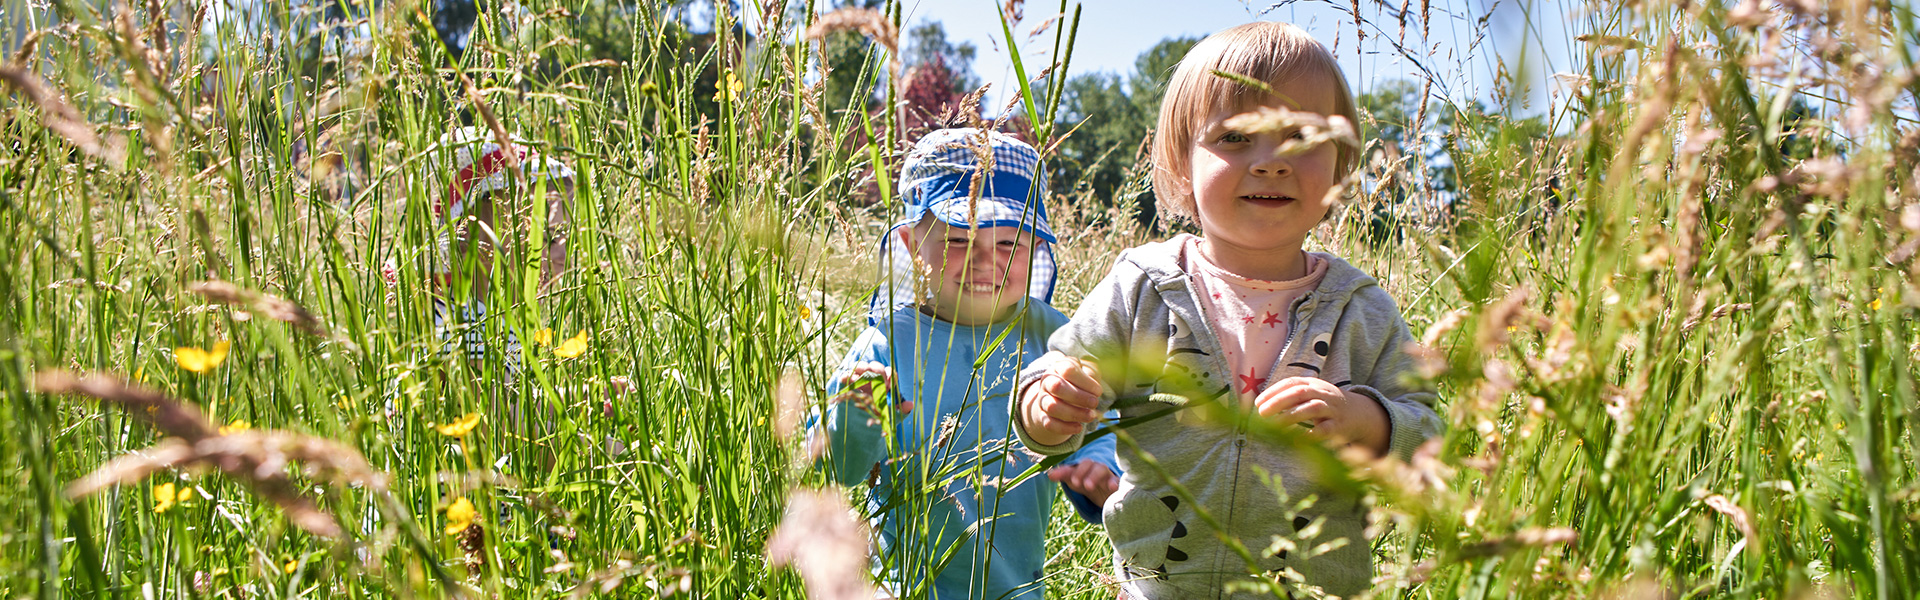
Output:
[817, 328, 893, 486]
[1343, 287, 1445, 463]
[1013, 253, 1141, 456]
[1057, 413, 1124, 524]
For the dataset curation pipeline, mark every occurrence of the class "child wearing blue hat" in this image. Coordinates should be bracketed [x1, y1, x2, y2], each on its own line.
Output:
[816, 127, 1120, 600]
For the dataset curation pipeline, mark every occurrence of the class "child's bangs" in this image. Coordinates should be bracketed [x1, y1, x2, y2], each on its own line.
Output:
[1193, 33, 1342, 118]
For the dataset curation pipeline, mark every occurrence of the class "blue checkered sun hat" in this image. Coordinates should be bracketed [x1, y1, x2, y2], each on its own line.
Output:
[868, 128, 1058, 324]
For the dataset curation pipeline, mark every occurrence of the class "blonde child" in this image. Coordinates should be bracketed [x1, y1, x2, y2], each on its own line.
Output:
[817, 127, 1119, 600]
[1012, 22, 1443, 598]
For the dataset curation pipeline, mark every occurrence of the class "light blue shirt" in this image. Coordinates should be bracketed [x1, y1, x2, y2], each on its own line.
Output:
[823, 302, 1120, 600]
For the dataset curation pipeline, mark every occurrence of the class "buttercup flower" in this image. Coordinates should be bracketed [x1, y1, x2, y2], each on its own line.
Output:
[553, 332, 589, 358]
[174, 341, 230, 373]
[445, 496, 478, 535]
[435, 413, 482, 438]
[153, 482, 194, 513]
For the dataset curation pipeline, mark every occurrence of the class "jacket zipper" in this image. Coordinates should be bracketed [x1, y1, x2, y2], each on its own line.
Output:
[1220, 290, 1313, 589]
[1265, 292, 1315, 386]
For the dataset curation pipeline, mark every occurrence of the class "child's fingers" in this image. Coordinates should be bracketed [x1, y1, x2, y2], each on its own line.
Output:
[1041, 366, 1104, 410]
[1046, 461, 1089, 483]
[1048, 462, 1116, 495]
[1082, 464, 1119, 494]
[1038, 395, 1100, 429]
[1257, 384, 1333, 422]
[1035, 375, 1102, 420]
[1059, 358, 1106, 398]
[839, 362, 892, 385]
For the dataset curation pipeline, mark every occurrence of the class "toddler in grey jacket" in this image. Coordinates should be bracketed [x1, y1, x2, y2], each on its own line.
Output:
[1013, 22, 1443, 599]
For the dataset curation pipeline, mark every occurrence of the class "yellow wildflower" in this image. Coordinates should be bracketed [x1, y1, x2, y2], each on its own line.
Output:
[218, 420, 250, 436]
[445, 496, 478, 535]
[798, 304, 812, 321]
[714, 70, 745, 103]
[435, 412, 482, 438]
[174, 341, 231, 373]
[531, 328, 555, 346]
[283, 559, 297, 574]
[153, 482, 194, 513]
[553, 332, 589, 358]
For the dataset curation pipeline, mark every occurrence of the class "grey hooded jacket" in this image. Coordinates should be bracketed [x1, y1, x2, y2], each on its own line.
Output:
[1014, 235, 1443, 599]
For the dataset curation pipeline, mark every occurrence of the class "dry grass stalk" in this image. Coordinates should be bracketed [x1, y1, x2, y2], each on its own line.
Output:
[957, 83, 991, 130]
[1222, 106, 1360, 158]
[460, 72, 521, 174]
[145, 0, 169, 76]
[1702, 494, 1757, 545]
[186, 280, 329, 337]
[36, 370, 387, 539]
[11, 29, 45, 65]
[766, 487, 874, 600]
[1455, 526, 1578, 560]
[0, 64, 125, 163]
[805, 7, 902, 131]
[112, 0, 173, 172]
[805, 8, 898, 58]
[774, 367, 805, 439]
[1475, 287, 1532, 351]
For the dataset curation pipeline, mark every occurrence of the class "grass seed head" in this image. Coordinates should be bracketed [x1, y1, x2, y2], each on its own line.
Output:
[774, 367, 805, 440]
[766, 487, 874, 600]
[40, 371, 385, 539]
[0, 64, 125, 164]
[186, 281, 327, 337]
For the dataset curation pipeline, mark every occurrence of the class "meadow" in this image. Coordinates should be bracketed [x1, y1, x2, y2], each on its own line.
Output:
[0, 0, 1916, 598]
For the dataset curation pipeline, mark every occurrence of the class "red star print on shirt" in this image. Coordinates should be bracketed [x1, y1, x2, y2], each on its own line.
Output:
[1262, 312, 1283, 327]
[1242, 315, 1256, 324]
[1238, 367, 1267, 394]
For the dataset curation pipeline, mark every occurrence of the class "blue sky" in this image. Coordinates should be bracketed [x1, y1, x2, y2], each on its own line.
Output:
[888, 0, 1578, 116]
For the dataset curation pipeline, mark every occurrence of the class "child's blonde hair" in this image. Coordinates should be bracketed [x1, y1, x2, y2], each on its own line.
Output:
[1150, 22, 1360, 222]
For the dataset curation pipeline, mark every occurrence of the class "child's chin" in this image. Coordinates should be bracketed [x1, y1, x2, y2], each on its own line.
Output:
[945, 297, 1020, 323]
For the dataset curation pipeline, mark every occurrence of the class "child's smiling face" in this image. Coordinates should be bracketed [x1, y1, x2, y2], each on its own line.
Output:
[905, 221, 1035, 326]
[1186, 71, 1340, 277]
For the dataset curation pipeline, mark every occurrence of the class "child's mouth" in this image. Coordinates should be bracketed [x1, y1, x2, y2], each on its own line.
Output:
[963, 283, 1000, 293]
[1241, 194, 1296, 204]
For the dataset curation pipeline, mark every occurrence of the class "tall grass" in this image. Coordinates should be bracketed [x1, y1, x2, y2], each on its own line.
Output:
[0, 0, 1914, 598]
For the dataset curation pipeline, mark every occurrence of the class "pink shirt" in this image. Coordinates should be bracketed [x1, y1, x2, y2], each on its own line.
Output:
[1185, 238, 1329, 403]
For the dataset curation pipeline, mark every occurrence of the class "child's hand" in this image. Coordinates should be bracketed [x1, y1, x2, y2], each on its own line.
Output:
[1020, 353, 1104, 447]
[1048, 460, 1119, 508]
[1255, 377, 1389, 456]
[832, 362, 913, 415]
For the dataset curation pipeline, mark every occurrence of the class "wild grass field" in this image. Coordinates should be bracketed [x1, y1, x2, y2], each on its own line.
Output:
[0, 0, 1916, 597]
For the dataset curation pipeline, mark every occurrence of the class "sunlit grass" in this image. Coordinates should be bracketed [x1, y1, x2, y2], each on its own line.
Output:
[0, 0, 1914, 598]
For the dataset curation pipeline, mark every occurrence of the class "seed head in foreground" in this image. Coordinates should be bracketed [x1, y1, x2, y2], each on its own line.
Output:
[766, 487, 874, 600]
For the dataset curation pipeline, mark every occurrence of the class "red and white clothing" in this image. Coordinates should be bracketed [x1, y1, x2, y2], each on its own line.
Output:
[1184, 237, 1329, 404]
[429, 126, 574, 285]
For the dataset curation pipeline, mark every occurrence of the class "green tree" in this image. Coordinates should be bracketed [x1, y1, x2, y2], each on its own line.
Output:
[1047, 36, 1199, 228]
[817, 0, 887, 119]
[905, 20, 979, 96]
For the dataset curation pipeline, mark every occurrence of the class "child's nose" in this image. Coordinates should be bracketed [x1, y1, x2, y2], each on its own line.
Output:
[1251, 149, 1290, 176]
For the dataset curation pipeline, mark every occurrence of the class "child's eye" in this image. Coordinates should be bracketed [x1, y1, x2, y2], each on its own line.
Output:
[1287, 129, 1308, 141]
[1218, 131, 1250, 144]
